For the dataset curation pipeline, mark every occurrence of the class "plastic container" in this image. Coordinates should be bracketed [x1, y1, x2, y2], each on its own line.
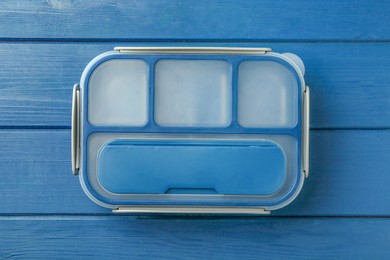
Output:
[71, 47, 310, 214]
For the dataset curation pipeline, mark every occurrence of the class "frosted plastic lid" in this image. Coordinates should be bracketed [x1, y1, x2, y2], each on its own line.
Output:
[72, 47, 309, 214]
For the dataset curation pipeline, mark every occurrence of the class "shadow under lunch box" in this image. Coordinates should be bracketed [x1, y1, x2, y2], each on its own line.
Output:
[71, 47, 310, 214]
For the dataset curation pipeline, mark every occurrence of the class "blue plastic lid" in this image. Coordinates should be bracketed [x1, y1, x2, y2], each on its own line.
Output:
[74, 47, 308, 213]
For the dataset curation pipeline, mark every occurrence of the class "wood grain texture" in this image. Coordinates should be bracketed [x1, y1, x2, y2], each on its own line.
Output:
[0, 130, 389, 216]
[0, 217, 389, 259]
[1, 43, 390, 128]
[0, 0, 389, 41]
[1, 0, 389, 257]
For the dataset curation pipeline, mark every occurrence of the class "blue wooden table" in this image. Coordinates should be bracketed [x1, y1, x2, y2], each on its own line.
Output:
[0, 1, 389, 258]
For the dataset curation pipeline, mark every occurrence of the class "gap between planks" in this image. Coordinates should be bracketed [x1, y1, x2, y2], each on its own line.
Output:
[0, 215, 388, 220]
[1, 39, 390, 44]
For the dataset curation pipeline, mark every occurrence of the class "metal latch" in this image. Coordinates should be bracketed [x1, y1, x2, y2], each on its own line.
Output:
[113, 206, 270, 214]
[303, 85, 310, 178]
[71, 84, 80, 175]
[114, 46, 272, 55]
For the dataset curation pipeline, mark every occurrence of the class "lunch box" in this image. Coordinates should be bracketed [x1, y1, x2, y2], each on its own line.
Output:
[71, 47, 310, 214]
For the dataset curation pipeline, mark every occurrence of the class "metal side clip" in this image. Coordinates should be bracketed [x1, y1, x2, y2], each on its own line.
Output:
[303, 85, 310, 178]
[71, 84, 80, 175]
[114, 206, 270, 215]
[114, 46, 272, 55]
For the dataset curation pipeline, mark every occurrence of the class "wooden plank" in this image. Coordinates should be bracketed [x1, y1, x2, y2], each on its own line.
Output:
[1, 43, 390, 128]
[0, 1, 389, 40]
[0, 130, 105, 214]
[278, 130, 390, 216]
[0, 217, 388, 259]
[0, 129, 389, 216]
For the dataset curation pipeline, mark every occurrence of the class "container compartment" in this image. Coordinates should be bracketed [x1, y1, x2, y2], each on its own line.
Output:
[88, 59, 148, 126]
[238, 61, 297, 128]
[97, 139, 286, 195]
[154, 60, 231, 127]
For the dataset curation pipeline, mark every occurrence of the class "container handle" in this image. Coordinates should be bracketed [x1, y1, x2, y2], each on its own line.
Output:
[71, 84, 80, 175]
[114, 206, 270, 214]
[303, 85, 310, 177]
[114, 46, 272, 55]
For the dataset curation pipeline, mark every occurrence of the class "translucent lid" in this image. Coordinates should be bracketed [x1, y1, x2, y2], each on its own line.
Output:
[77, 49, 306, 212]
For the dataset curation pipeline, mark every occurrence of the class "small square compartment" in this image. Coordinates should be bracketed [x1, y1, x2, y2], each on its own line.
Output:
[238, 61, 297, 128]
[154, 60, 231, 127]
[88, 59, 148, 126]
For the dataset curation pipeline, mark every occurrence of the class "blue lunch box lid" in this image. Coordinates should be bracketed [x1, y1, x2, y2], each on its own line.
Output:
[71, 47, 310, 214]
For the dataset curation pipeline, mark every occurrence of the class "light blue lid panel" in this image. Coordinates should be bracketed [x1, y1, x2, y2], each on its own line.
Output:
[238, 61, 298, 128]
[88, 59, 149, 126]
[97, 139, 286, 195]
[154, 60, 232, 127]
